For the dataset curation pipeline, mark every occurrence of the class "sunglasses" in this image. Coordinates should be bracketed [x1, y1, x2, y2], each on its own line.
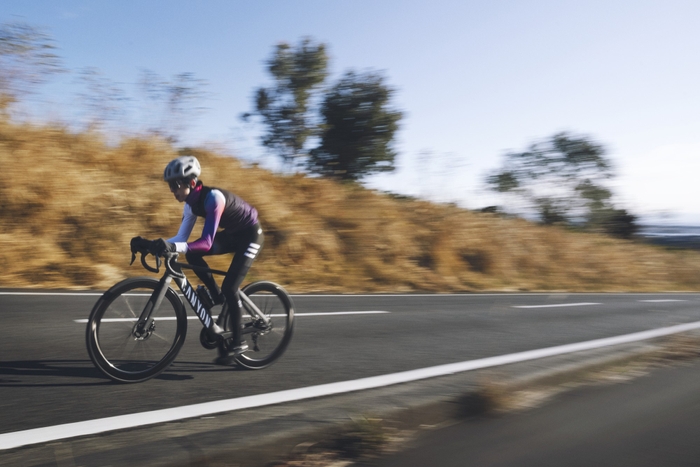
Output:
[168, 179, 187, 190]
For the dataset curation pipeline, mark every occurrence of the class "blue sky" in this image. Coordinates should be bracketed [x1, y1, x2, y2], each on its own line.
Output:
[4, 0, 700, 224]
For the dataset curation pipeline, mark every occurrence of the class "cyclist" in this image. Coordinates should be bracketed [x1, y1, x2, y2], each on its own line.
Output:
[133, 155, 263, 364]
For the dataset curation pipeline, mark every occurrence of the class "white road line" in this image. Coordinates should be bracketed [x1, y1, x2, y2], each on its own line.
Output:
[3, 291, 698, 298]
[513, 302, 601, 309]
[3, 319, 700, 451]
[72, 311, 390, 323]
[0, 292, 104, 296]
[290, 311, 390, 316]
[638, 300, 688, 303]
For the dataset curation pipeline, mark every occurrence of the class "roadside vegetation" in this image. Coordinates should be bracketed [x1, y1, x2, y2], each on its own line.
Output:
[2, 117, 700, 292]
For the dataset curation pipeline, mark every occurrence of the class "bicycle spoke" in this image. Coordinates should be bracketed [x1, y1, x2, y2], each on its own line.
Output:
[234, 282, 294, 369]
[87, 279, 186, 382]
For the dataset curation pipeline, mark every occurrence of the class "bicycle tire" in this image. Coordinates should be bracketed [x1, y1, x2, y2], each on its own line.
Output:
[86, 277, 187, 383]
[225, 281, 294, 370]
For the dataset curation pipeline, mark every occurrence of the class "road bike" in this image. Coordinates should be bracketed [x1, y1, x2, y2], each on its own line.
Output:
[85, 247, 294, 383]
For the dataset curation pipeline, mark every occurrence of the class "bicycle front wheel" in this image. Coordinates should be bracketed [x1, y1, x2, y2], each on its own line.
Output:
[86, 277, 187, 383]
[233, 281, 294, 370]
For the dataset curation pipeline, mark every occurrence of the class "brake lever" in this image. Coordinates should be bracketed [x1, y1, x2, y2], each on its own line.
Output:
[130, 252, 136, 265]
[139, 252, 161, 273]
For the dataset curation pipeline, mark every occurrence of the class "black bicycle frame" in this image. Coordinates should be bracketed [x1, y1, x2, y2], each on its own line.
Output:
[133, 252, 270, 338]
[175, 272, 217, 329]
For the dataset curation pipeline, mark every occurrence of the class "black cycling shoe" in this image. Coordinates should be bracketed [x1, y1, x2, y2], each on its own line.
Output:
[214, 343, 249, 366]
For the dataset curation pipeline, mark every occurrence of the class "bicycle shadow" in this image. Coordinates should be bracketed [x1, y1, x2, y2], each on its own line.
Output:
[0, 360, 109, 387]
[0, 359, 246, 386]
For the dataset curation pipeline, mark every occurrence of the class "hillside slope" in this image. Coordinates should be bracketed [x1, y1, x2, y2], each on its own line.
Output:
[2, 118, 699, 292]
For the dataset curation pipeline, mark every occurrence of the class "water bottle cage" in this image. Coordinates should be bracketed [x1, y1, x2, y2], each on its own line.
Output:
[196, 285, 215, 310]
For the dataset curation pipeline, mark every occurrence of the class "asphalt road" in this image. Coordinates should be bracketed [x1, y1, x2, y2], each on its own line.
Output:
[1, 290, 700, 439]
[358, 357, 700, 467]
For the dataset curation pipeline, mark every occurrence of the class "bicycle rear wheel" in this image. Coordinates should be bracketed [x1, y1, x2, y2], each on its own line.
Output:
[86, 277, 187, 383]
[232, 281, 294, 370]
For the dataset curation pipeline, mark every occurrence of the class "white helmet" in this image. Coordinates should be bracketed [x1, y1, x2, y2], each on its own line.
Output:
[164, 156, 201, 181]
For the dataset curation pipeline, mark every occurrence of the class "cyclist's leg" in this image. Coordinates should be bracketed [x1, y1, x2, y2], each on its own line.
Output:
[220, 223, 264, 351]
[185, 235, 229, 303]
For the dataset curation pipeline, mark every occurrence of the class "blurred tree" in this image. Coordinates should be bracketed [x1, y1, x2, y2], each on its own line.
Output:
[0, 21, 63, 109]
[77, 67, 130, 131]
[243, 38, 328, 168]
[307, 71, 402, 181]
[598, 208, 639, 239]
[486, 132, 638, 237]
[138, 69, 207, 143]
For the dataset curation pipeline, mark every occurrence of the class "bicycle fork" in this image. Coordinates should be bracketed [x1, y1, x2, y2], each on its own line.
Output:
[133, 275, 172, 339]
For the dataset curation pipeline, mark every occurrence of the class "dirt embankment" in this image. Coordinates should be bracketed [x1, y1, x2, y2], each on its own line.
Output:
[2, 118, 699, 292]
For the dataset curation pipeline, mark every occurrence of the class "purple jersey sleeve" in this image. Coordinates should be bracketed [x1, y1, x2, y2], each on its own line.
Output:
[187, 189, 226, 252]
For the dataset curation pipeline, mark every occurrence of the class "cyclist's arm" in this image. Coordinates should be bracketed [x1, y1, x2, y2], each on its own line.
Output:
[167, 204, 197, 253]
[187, 189, 225, 253]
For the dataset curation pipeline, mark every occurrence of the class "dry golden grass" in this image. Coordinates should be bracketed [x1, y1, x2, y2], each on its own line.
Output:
[2, 117, 700, 292]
